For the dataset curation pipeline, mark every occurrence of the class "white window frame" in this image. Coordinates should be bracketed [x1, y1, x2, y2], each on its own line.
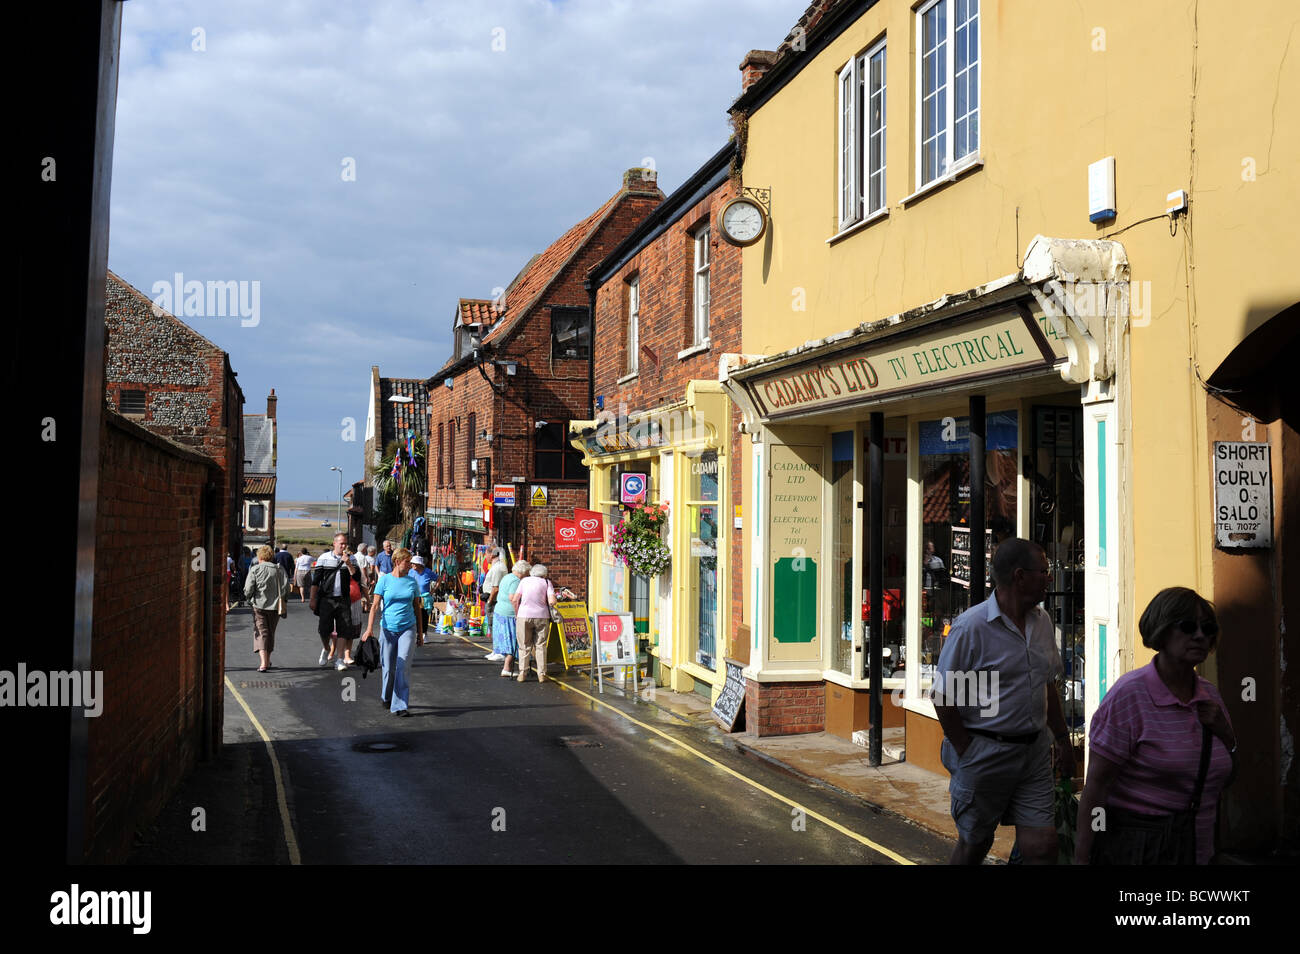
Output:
[915, 0, 980, 189]
[692, 227, 710, 346]
[837, 39, 887, 230]
[627, 277, 639, 374]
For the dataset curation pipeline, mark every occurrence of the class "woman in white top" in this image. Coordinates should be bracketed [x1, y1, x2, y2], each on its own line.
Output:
[294, 549, 313, 602]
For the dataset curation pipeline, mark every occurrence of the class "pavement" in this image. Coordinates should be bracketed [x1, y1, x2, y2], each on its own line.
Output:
[130, 600, 969, 865]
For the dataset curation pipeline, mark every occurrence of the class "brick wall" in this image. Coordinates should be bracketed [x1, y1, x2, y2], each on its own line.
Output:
[744, 679, 826, 737]
[85, 412, 224, 862]
[591, 176, 747, 650]
[104, 271, 243, 577]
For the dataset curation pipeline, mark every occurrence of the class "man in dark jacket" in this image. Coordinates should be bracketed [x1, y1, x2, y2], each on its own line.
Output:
[310, 533, 360, 670]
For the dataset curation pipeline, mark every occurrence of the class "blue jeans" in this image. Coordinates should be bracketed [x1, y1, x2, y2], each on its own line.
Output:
[379, 626, 415, 712]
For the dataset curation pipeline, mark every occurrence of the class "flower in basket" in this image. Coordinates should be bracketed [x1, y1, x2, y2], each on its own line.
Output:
[610, 499, 671, 576]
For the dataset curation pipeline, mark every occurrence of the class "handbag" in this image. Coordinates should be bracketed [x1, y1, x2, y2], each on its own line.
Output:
[1091, 725, 1212, 865]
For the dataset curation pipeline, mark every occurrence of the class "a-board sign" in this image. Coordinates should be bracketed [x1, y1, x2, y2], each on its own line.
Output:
[711, 658, 746, 732]
[554, 600, 592, 667]
[594, 613, 635, 666]
[1214, 442, 1272, 548]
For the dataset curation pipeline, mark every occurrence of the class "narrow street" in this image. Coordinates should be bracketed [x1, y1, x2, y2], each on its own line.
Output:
[132, 605, 952, 865]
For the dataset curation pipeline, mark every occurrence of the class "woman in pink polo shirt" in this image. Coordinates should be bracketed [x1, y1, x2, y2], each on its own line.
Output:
[1075, 587, 1237, 864]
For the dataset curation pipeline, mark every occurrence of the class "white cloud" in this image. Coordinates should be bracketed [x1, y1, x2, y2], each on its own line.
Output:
[110, 0, 802, 497]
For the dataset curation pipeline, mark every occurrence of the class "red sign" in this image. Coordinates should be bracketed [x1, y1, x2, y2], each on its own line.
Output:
[573, 508, 605, 543]
[554, 517, 581, 550]
[597, 614, 623, 642]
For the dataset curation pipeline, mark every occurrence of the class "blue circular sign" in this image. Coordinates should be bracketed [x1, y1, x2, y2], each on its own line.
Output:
[622, 474, 645, 500]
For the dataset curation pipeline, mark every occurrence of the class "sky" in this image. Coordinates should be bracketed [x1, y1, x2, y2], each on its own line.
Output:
[108, 0, 803, 502]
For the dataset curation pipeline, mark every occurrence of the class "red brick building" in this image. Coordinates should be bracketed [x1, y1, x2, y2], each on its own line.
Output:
[572, 143, 746, 701]
[425, 168, 664, 595]
[363, 366, 431, 544]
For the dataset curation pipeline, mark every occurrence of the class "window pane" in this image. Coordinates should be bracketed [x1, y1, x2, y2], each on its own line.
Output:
[689, 504, 719, 669]
[917, 411, 1018, 692]
[831, 456, 854, 675]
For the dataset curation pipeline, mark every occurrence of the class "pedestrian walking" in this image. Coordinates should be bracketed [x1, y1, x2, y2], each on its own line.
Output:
[244, 545, 290, 672]
[511, 563, 556, 683]
[933, 538, 1075, 865]
[410, 554, 435, 638]
[274, 542, 295, 585]
[1074, 587, 1236, 864]
[294, 548, 313, 602]
[374, 539, 394, 577]
[493, 560, 527, 677]
[361, 546, 424, 716]
[482, 549, 508, 660]
[311, 532, 361, 671]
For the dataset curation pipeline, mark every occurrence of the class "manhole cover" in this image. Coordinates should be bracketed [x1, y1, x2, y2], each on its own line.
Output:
[557, 735, 603, 748]
[353, 740, 410, 753]
[238, 681, 293, 689]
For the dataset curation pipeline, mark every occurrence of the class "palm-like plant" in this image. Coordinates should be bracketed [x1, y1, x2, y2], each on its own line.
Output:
[371, 432, 427, 530]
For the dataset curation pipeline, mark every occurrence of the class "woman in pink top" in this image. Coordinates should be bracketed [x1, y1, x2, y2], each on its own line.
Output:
[1075, 587, 1237, 864]
[511, 563, 556, 683]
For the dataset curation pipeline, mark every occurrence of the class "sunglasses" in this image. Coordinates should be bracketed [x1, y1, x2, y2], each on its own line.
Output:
[1176, 619, 1219, 638]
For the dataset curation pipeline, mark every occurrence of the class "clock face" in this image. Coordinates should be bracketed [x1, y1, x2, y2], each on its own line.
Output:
[721, 199, 765, 245]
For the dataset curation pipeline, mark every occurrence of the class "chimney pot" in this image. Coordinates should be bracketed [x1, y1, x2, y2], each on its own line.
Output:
[740, 49, 779, 93]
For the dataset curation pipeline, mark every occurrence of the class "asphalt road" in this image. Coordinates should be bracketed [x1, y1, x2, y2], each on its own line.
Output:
[132, 600, 953, 865]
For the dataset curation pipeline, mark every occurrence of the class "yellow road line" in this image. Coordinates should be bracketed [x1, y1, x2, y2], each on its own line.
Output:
[452, 635, 915, 865]
[224, 676, 302, 865]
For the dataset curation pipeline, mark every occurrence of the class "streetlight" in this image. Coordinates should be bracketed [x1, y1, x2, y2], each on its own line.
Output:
[329, 466, 343, 533]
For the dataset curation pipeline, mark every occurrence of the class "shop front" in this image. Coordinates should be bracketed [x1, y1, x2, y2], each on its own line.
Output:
[571, 381, 733, 697]
[722, 241, 1125, 771]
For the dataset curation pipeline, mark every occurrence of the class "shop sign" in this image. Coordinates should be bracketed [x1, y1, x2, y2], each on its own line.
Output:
[594, 613, 636, 665]
[554, 600, 592, 667]
[582, 416, 667, 457]
[745, 309, 1053, 420]
[554, 517, 581, 550]
[530, 485, 548, 506]
[482, 497, 492, 528]
[1214, 442, 1272, 548]
[769, 444, 823, 656]
[711, 658, 747, 732]
[620, 472, 648, 505]
[493, 484, 516, 507]
[573, 508, 605, 543]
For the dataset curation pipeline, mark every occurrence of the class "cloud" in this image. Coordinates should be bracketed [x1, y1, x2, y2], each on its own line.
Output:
[110, 0, 801, 498]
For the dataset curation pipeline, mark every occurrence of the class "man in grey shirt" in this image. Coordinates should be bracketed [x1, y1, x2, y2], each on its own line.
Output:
[933, 538, 1074, 865]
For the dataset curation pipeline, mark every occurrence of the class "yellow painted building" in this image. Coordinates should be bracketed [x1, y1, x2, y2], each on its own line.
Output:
[723, 0, 1298, 854]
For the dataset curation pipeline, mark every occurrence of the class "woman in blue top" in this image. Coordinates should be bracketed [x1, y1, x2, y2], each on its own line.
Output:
[361, 547, 423, 716]
[493, 561, 528, 677]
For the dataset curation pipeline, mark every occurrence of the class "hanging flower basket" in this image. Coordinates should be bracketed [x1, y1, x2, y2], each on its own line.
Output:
[610, 501, 671, 577]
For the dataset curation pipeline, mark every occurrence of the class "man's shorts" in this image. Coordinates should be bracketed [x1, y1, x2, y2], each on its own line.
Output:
[940, 729, 1053, 844]
[317, 596, 355, 640]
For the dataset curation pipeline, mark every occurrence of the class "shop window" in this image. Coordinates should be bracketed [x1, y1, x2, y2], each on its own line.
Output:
[687, 450, 720, 669]
[852, 425, 909, 679]
[551, 306, 590, 360]
[917, 0, 979, 187]
[916, 410, 1017, 692]
[534, 422, 584, 481]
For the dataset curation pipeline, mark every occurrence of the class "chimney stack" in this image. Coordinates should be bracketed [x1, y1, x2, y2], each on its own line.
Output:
[267, 387, 277, 420]
[740, 50, 779, 93]
[623, 167, 659, 194]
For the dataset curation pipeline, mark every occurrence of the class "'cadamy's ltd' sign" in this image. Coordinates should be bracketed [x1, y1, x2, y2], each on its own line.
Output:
[745, 309, 1056, 419]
